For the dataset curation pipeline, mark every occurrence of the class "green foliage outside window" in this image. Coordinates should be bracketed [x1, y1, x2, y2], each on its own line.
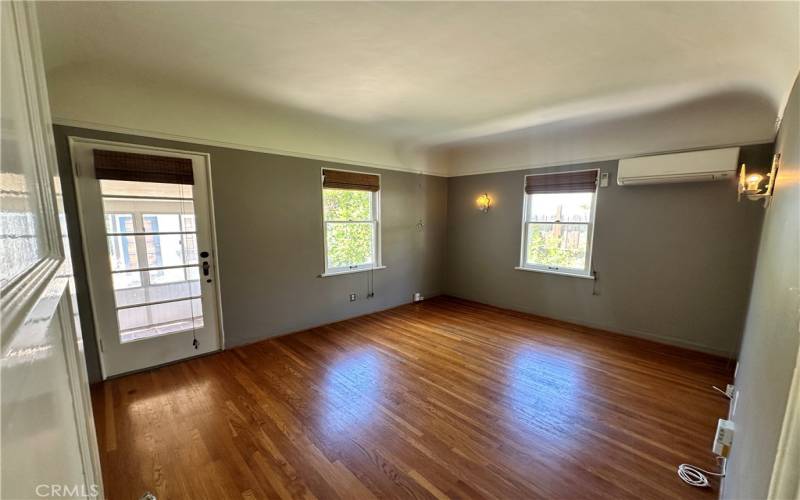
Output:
[324, 189, 371, 221]
[526, 223, 587, 270]
[324, 189, 375, 269]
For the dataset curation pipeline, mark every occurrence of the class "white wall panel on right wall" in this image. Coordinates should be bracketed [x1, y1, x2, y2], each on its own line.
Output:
[723, 74, 800, 500]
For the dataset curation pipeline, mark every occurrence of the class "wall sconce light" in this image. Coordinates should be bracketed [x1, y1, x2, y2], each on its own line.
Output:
[476, 193, 491, 213]
[738, 153, 780, 207]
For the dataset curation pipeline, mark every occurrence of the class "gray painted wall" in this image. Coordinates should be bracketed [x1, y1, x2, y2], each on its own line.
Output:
[724, 77, 800, 500]
[444, 148, 769, 356]
[53, 125, 448, 383]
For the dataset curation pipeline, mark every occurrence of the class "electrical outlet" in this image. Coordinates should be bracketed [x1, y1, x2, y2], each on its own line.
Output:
[713, 419, 734, 457]
[349, 293, 357, 302]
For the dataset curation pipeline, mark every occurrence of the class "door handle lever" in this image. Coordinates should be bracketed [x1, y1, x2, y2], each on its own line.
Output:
[202, 261, 210, 276]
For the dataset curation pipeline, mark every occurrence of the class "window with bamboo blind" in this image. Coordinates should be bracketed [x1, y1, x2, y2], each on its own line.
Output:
[518, 169, 599, 277]
[320, 169, 382, 276]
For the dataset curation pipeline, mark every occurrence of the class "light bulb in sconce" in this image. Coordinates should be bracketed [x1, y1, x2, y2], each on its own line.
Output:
[745, 173, 764, 193]
[476, 193, 491, 212]
[738, 155, 780, 208]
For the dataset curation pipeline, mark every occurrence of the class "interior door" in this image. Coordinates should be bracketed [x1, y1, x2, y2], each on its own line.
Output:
[71, 139, 222, 378]
[1, 2, 103, 498]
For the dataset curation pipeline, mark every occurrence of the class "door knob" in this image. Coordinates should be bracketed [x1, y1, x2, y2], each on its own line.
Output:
[202, 261, 210, 276]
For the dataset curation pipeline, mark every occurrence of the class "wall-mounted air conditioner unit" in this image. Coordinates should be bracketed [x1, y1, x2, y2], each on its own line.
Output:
[617, 147, 740, 186]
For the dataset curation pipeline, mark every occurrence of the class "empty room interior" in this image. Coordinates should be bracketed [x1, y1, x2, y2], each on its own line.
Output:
[2, 1, 800, 499]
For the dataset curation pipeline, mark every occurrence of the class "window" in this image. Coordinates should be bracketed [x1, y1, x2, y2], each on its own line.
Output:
[519, 169, 599, 277]
[321, 169, 381, 275]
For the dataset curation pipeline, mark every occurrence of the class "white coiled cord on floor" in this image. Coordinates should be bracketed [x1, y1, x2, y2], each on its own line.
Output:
[677, 457, 726, 487]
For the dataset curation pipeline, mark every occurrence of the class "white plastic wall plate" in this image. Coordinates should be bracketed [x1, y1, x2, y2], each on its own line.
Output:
[713, 419, 735, 457]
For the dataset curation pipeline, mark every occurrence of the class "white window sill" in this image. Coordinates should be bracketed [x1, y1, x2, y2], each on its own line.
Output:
[320, 266, 386, 278]
[514, 266, 595, 280]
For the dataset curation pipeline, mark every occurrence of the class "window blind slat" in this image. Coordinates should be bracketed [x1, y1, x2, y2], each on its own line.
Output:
[322, 169, 380, 192]
[525, 170, 598, 194]
[94, 150, 195, 185]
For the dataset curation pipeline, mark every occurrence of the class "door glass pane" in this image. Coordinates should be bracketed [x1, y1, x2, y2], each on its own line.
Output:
[326, 222, 375, 269]
[99, 179, 193, 198]
[526, 223, 588, 270]
[117, 298, 204, 343]
[102, 197, 195, 221]
[106, 235, 140, 271]
[144, 233, 198, 267]
[527, 192, 593, 222]
[104, 213, 134, 234]
[99, 179, 203, 343]
[149, 265, 196, 285]
[105, 234, 196, 271]
[112, 271, 142, 290]
[113, 270, 200, 307]
[0, 37, 47, 286]
[143, 213, 181, 232]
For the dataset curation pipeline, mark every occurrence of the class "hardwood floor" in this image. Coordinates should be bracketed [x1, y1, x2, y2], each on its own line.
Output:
[91, 296, 733, 499]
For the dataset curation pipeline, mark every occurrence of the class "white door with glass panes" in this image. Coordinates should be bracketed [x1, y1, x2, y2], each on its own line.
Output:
[71, 138, 221, 378]
[1, 3, 103, 497]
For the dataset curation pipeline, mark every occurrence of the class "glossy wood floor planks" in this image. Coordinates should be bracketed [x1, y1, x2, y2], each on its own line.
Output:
[91, 296, 732, 499]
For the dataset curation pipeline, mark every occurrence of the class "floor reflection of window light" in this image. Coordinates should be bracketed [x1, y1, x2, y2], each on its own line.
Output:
[319, 349, 383, 436]
[504, 346, 584, 448]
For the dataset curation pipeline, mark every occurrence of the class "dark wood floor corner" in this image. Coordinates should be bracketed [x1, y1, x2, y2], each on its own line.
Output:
[92, 296, 732, 499]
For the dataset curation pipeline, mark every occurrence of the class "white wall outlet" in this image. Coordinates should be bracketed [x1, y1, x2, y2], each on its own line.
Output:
[349, 293, 357, 302]
[712, 419, 735, 457]
[413, 292, 424, 302]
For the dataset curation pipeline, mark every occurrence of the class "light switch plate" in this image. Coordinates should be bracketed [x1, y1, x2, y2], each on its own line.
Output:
[600, 172, 609, 187]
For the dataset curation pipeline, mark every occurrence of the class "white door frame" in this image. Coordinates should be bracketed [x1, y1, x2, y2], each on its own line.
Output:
[68, 137, 226, 379]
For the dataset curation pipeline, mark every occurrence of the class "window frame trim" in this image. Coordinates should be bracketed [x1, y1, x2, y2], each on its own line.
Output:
[518, 168, 600, 278]
[320, 168, 382, 276]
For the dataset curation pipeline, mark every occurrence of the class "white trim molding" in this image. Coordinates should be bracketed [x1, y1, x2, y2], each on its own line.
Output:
[52, 117, 449, 177]
[320, 266, 387, 278]
[52, 118, 776, 180]
[514, 266, 596, 280]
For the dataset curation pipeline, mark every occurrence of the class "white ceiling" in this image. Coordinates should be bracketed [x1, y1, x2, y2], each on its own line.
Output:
[37, 1, 799, 174]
